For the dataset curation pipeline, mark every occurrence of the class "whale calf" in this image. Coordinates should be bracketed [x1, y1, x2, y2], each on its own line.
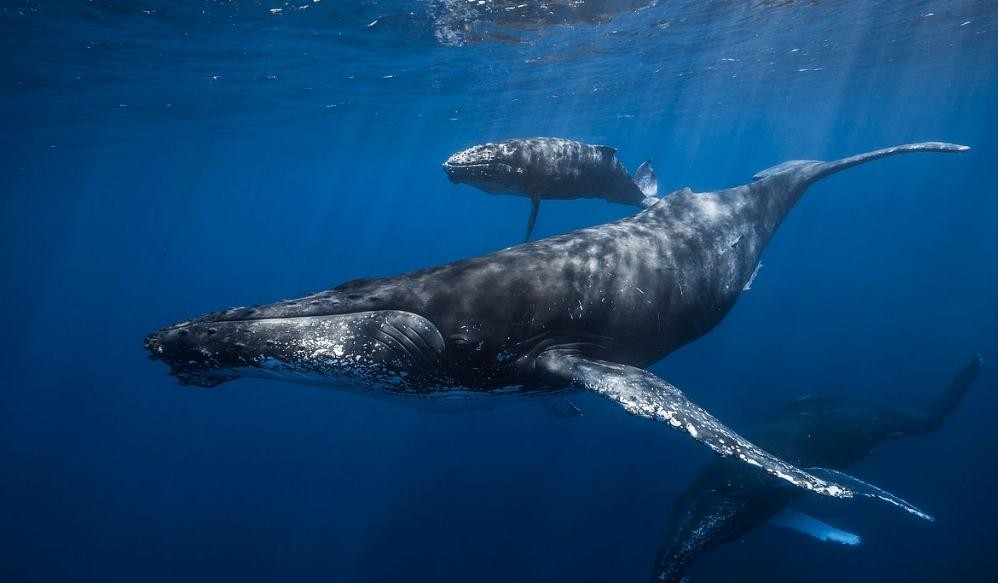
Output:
[443, 137, 658, 241]
[146, 142, 968, 501]
[654, 354, 983, 582]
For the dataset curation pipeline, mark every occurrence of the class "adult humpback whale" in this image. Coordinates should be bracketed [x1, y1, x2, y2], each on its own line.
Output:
[145, 142, 968, 499]
[654, 354, 983, 582]
[443, 137, 658, 241]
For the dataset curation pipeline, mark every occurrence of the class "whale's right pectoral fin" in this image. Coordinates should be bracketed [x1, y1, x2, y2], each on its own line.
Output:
[769, 509, 862, 546]
[534, 349, 853, 498]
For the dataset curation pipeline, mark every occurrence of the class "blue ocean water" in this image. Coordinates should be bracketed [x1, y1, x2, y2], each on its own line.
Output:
[1, 1, 997, 581]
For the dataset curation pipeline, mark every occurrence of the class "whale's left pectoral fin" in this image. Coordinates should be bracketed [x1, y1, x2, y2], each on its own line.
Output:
[769, 509, 861, 545]
[534, 349, 853, 498]
[805, 467, 934, 521]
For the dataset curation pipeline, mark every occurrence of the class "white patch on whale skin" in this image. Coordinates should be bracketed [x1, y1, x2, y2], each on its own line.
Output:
[699, 197, 724, 221]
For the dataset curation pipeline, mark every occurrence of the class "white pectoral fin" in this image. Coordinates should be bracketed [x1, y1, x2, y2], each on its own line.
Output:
[769, 509, 861, 546]
[533, 349, 854, 498]
[806, 467, 934, 521]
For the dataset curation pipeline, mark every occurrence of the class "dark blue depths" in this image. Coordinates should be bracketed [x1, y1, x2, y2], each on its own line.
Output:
[1, 2, 996, 582]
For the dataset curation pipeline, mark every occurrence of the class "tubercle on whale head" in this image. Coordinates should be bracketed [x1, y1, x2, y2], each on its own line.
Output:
[144, 308, 447, 390]
[442, 143, 524, 193]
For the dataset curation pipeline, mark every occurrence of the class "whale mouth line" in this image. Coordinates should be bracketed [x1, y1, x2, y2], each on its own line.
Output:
[443, 161, 491, 169]
[442, 161, 518, 192]
[443, 161, 494, 181]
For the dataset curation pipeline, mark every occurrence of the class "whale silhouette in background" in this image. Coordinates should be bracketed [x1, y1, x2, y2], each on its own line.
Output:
[654, 354, 983, 582]
[145, 142, 969, 502]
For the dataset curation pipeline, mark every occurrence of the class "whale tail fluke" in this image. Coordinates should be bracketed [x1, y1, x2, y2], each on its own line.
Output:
[806, 142, 970, 183]
[634, 160, 658, 200]
[752, 142, 970, 184]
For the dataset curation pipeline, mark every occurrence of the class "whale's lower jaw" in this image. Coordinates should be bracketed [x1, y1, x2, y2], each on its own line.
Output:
[169, 360, 431, 392]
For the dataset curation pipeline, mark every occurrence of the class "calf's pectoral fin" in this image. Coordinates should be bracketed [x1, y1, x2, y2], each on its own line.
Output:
[524, 197, 540, 242]
[533, 348, 853, 498]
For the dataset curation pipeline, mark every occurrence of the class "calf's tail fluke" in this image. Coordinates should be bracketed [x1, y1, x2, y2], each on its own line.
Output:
[806, 141, 970, 183]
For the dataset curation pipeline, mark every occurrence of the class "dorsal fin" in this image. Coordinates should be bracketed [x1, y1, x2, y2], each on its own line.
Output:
[594, 144, 617, 156]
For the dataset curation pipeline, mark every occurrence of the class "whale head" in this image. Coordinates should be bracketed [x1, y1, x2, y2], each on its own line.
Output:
[144, 304, 445, 389]
[442, 142, 525, 195]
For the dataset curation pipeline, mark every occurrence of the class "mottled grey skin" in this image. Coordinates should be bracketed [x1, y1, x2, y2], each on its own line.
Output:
[655, 355, 983, 583]
[443, 137, 655, 205]
[145, 142, 968, 499]
[444, 137, 658, 241]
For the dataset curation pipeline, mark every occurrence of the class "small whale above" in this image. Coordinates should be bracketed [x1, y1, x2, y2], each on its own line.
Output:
[442, 137, 659, 241]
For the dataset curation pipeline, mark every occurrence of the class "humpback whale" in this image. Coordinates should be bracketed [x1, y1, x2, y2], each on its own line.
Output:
[145, 142, 968, 500]
[654, 355, 983, 582]
[443, 137, 658, 241]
